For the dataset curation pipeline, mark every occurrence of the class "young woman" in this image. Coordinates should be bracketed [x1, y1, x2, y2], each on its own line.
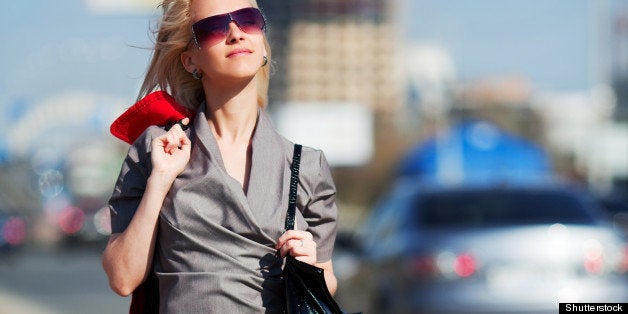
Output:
[101, 0, 338, 312]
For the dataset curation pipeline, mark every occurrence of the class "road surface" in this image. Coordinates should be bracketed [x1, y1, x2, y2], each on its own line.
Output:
[0, 245, 128, 314]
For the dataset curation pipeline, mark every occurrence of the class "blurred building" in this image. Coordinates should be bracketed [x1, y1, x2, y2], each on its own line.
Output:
[86, 0, 161, 14]
[450, 76, 543, 144]
[259, 0, 407, 216]
[260, 0, 403, 115]
[613, 7, 628, 121]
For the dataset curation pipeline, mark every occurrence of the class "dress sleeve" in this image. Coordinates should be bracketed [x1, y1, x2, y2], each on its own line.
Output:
[299, 149, 338, 263]
[108, 128, 155, 234]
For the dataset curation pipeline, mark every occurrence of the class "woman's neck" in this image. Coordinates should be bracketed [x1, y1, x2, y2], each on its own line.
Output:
[203, 79, 259, 144]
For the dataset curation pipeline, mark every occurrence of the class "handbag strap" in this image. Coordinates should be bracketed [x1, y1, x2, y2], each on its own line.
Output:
[284, 144, 302, 231]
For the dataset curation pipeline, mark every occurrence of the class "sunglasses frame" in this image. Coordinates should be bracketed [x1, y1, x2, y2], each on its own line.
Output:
[191, 7, 267, 49]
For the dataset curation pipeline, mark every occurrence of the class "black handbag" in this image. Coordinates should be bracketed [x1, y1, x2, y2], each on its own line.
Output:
[283, 144, 347, 314]
[129, 230, 160, 314]
[129, 270, 159, 314]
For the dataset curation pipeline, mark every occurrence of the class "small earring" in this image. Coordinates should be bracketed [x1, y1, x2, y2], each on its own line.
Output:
[262, 56, 268, 67]
[192, 69, 202, 80]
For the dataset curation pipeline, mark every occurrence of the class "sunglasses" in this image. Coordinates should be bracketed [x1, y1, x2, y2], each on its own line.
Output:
[192, 7, 266, 48]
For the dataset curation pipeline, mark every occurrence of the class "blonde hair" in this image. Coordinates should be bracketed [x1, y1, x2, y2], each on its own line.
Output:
[138, 0, 271, 109]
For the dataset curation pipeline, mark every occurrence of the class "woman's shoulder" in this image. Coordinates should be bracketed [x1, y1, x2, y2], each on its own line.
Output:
[116, 125, 167, 166]
[144, 125, 169, 138]
[276, 136, 323, 163]
[299, 144, 326, 165]
[130, 125, 177, 149]
[277, 137, 332, 183]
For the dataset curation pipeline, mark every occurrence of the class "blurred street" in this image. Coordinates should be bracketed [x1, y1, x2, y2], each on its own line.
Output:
[0, 246, 128, 314]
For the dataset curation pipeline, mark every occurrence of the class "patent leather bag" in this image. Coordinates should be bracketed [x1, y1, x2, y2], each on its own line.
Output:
[283, 144, 346, 314]
[129, 269, 159, 314]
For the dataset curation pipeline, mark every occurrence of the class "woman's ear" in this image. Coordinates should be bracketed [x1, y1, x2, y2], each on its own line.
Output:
[180, 50, 195, 73]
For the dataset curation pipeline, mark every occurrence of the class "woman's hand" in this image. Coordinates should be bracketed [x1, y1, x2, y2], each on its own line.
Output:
[276, 229, 317, 265]
[150, 118, 191, 186]
[276, 229, 338, 294]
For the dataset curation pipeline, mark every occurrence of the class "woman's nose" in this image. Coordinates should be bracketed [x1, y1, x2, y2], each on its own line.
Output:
[226, 21, 244, 43]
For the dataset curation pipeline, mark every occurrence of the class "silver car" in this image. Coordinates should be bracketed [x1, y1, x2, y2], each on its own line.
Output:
[351, 179, 628, 314]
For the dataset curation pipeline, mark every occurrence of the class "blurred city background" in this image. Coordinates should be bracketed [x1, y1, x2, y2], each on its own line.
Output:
[1, 0, 628, 313]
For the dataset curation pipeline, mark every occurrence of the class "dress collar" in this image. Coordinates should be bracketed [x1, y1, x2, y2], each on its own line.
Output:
[192, 103, 287, 212]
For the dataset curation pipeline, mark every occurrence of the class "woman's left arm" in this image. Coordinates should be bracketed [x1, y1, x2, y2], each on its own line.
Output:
[316, 260, 338, 295]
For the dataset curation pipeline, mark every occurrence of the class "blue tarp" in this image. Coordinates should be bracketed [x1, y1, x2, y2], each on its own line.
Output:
[398, 120, 552, 184]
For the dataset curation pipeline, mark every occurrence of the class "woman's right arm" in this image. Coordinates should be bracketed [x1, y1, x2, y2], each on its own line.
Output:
[102, 121, 191, 296]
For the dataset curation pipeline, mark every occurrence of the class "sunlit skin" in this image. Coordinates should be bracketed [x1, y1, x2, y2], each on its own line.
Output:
[102, 0, 336, 298]
[182, 1, 267, 97]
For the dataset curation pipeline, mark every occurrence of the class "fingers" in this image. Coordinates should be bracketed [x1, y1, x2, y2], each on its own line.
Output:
[161, 120, 190, 155]
[179, 117, 190, 129]
[149, 119, 192, 184]
[165, 118, 190, 131]
[279, 238, 316, 260]
[276, 230, 313, 249]
[276, 230, 316, 262]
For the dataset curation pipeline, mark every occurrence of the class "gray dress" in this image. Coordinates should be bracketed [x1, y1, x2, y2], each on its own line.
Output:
[108, 107, 338, 313]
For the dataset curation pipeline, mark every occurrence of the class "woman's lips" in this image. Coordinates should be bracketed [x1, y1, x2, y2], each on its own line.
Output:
[227, 48, 253, 58]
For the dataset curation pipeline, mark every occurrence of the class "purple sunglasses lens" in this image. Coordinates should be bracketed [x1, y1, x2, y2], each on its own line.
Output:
[231, 7, 266, 33]
[192, 8, 265, 47]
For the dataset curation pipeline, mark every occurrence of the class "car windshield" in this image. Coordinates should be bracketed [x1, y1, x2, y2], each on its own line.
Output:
[417, 189, 598, 228]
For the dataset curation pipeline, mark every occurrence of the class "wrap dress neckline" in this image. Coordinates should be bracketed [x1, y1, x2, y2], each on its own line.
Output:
[189, 105, 289, 229]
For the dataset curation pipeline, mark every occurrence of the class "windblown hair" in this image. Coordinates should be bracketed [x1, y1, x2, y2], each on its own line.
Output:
[138, 0, 271, 109]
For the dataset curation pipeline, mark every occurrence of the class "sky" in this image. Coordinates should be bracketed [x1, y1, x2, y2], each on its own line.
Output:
[1, 0, 621, 105]
[0, 0, 156, 105]
[0, 0, 624, 153]
[398, 0, 618, 91]
[0, 0, 160, 160]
